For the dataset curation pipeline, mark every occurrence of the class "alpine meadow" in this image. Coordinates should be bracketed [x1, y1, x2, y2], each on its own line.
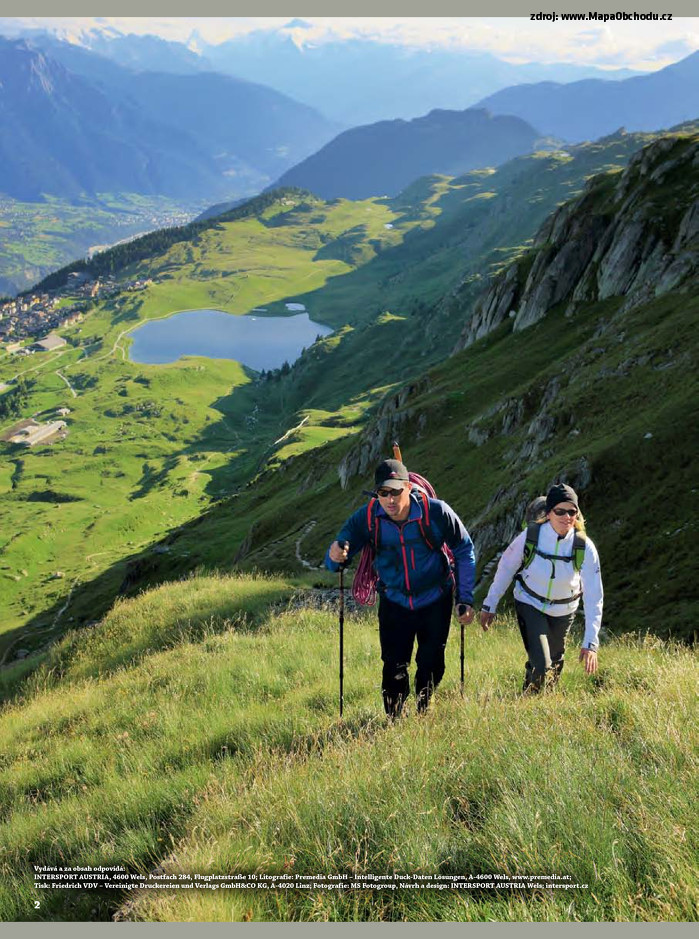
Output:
[0, 18, 697, 925]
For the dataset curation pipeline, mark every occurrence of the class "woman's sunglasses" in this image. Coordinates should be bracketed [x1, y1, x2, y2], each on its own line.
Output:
[552, 507, 578, 517]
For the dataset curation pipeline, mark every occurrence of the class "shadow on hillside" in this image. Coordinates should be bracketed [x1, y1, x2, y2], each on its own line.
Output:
[0, 522, 267, 696]
[130, 455, 180, 500]
[0, 177, 543, 689]
[108, 297, 144, 326]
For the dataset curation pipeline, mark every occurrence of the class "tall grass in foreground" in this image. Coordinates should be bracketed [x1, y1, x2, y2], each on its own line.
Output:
[0, 574, 696, 922]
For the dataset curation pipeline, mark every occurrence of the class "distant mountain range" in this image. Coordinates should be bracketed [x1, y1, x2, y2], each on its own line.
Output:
[201, 24, 640, 125]
[0, 37, 339, 201]
[70, 29, 209, 74]
[4, 20, 640, 127]
[477, 51, 699, 142]
[0, 39, 214, 201]
[271, 108, 543, 200]
[3, 22, 697, 296]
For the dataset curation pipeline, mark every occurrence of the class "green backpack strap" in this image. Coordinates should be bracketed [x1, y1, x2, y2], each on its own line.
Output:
[572, 530, 587, 573]
[520, 522, 541, 572]
[521, 522, 586, 572]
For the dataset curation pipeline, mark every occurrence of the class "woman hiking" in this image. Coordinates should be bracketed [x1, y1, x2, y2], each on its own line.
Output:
[326, 458, 476, 718]
[479, 483, 603, 693]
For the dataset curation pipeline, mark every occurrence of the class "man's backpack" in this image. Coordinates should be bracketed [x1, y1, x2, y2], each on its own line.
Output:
[352, 461, 454, 606]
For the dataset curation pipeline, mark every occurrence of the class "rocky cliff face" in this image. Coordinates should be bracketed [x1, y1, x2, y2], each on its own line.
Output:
[337, 379, 430, 488]
[328, 131, 698, 617]
[454, 133, 699, 352]
[339, 132, 698, 497]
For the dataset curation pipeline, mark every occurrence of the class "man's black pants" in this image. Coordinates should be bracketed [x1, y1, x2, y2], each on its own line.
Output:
[515, 600, 576, 693]
[378, 590, 453, 717]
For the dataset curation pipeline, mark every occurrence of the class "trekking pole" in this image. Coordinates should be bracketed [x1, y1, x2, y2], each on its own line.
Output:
[338, 541, 348, 718]
[339, 565, 345, 719]
[456, 603, 466, 698]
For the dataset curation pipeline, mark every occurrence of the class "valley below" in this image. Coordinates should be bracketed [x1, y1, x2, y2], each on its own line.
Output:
[0, 19, 697, 923]
[1, 128, 698, 676]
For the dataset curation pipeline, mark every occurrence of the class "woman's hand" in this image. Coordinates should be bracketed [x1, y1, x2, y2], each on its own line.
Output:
[579, 648, 598, 674]
[479, 610, 495, 632]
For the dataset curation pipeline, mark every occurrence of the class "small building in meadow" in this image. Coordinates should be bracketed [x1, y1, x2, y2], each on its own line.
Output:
[8, 420, 67, 447]
[33, 334, 67, 352]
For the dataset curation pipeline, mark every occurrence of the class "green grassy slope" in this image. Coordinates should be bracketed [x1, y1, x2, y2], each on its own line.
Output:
[0, 575, 695, 922]
[116, 286, 698, 642]
[1, 129, 696, 666]
[0, 193, 203, 295]
[265, 131, 671, 412]
[0, 191, 410, 652]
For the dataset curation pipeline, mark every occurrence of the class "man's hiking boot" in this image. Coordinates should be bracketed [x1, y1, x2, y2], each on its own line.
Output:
[383, 693, 405, 721]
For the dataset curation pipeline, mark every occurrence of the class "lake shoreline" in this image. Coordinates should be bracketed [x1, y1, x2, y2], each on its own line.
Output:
[127, 307, 333, 369]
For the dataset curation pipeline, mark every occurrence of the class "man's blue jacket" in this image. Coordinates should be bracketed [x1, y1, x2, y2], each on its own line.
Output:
[325, 491, 476, 611]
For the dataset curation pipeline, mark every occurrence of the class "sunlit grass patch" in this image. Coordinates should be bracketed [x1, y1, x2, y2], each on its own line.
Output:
[4, 590, 690, 923]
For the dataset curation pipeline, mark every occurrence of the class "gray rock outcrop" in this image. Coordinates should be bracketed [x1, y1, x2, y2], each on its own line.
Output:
[454, 133, 699, 352]
[337, 380, 428, 488]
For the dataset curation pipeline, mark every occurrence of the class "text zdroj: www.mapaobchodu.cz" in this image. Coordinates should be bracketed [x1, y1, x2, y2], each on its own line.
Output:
[531, 11, 673, 21]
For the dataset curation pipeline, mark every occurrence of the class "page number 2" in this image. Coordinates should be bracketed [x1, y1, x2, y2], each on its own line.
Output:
[34, 901, 40, 909]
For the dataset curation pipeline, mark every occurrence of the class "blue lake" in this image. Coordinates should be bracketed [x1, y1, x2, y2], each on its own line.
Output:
[128, 309, 332, 370]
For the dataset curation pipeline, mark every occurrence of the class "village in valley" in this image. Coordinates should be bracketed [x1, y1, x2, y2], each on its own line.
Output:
[0, 271, 153, 447]
[0, 271, 153, 349]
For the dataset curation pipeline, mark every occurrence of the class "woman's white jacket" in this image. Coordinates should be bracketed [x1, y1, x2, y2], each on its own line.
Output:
[482, 522, 603, 648]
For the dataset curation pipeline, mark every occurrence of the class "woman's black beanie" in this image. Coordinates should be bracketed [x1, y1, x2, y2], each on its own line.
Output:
[546, 483, 579, 512]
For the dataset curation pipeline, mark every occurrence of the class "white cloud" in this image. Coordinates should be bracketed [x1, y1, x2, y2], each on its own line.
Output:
[1, 15, 697, 71]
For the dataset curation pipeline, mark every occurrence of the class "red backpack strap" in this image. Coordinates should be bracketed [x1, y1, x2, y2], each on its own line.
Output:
[416, 491, 438, 552]
[366, 497, 380, 550]
[420, 490, 430, 527]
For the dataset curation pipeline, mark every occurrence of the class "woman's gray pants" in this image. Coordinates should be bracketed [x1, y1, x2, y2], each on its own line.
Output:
[515, 600, 577, 693]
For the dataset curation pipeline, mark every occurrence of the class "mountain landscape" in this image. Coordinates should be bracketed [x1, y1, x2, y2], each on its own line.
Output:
[0, 124, 697, 924]
[63, 28, 211, 74]
[271, 108, 543, 200]
[0, 18, 697, 923]
[478, 50, 699, 142]
[0, 36, 338, 293]
[4, 20, 640, 125]
[156, 21, 640, 125]
[1, 28, 696, 295]
[2, 125, 697, 658]
[0, 37, 338, 201]
[112, 130, 698, 639]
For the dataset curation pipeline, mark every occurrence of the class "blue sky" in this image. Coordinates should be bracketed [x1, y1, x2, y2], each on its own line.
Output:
[2, 16, 698, 71]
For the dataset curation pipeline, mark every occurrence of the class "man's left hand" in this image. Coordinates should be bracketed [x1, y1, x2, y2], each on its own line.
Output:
[456, 604, 475, 625]
[579, 648, 598, 674]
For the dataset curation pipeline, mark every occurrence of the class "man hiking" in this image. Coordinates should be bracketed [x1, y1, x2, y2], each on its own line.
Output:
[326, 458, 476, 718]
